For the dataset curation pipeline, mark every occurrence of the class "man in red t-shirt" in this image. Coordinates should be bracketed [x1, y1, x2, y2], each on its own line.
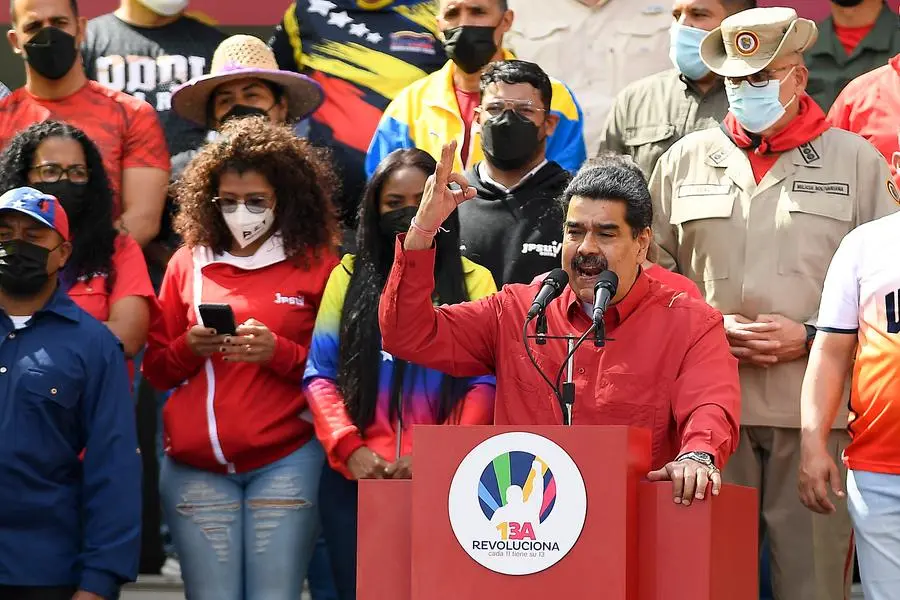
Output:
[1, 0, 170, 247]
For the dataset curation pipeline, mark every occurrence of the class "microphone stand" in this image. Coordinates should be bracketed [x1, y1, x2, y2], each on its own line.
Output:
[524, 313, 615, 426]
[562, 337, 575, 426]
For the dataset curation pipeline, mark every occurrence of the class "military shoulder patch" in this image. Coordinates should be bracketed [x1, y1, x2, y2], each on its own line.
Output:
[887, 178, 900, 205]
[798, 143, 820, 164]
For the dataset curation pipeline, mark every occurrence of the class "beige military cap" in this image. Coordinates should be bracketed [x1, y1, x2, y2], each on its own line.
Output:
[699, 7, 818, 78]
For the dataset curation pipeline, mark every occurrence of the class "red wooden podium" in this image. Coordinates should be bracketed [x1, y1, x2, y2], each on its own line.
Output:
[358, 426, 757, 600]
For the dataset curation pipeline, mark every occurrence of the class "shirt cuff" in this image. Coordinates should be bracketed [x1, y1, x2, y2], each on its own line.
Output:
[80, 567, 120, 599]
[172, 331, 205, 371]
[677, 442, 723, 468]
[333, 432, 366, 464]
[266, 332, 297, 377]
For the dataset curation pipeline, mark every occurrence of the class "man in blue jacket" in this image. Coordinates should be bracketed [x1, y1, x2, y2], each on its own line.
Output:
[0, 187, 142, 600]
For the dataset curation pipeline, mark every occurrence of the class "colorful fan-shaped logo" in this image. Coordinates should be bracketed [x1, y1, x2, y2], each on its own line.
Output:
[478, 451, 556, 524]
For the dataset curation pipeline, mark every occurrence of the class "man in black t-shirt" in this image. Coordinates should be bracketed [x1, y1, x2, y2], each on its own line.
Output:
[82, 0, 226, 283]
[82, 0, 225, 158]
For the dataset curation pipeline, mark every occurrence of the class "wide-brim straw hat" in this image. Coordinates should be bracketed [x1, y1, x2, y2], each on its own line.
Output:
[171, 34, 324, 126]
[700, 7, 818, 78]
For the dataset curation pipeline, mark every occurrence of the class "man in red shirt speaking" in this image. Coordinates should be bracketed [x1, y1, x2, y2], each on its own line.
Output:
[379, 141, 740, 506]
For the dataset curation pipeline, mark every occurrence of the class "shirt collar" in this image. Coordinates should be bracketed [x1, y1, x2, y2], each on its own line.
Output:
[811, 5, 898, 58]
[857, 4, 898, 53]
[196, 234, 287, 271]
[563, 268, 650, 328]
[678, 72, 725, 97]
[0, 283, 81, 328]
[477, 159, 548, 193]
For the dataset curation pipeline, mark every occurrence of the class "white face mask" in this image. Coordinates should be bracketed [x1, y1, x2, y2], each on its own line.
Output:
[136, 0, 189, 16]
[222, 204, 275, 248]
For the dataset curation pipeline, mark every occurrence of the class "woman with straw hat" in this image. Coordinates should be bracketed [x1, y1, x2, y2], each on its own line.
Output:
[171, 34, 324, 131]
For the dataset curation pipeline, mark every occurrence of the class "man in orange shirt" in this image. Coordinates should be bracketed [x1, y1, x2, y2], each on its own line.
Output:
[1, 0, 170, 247]
[799, 208, 900, 600]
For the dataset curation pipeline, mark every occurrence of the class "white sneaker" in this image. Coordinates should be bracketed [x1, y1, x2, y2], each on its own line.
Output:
[160, 557, 182, 581]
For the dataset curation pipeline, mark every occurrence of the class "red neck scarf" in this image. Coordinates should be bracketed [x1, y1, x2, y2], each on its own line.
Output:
[723, 94, 830, 182]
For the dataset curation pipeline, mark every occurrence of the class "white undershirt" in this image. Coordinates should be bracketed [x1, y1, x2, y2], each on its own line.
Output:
[477, 159, 548, 193]
[8, 315, 31, 329]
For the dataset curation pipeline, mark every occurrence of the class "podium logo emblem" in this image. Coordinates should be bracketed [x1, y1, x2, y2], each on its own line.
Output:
[448, 432, 587, 575]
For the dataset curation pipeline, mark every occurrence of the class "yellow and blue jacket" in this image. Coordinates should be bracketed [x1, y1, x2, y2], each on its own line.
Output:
[365, 50, 587, 175]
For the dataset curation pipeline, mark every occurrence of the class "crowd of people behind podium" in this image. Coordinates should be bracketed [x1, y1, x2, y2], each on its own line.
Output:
[0, 0, 899, 599]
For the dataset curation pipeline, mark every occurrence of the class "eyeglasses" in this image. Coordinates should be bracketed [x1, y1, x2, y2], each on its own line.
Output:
[725, 65, 797, 88]
[29, 163, 89, 183]
[212, 196, 272, 214]
[476, 99, 547, 120]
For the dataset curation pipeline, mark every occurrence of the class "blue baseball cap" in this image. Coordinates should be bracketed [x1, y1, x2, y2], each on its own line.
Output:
[0, 186, 70, 241]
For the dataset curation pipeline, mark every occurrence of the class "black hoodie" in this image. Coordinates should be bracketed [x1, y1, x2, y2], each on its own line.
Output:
[459, 161, 570, 287]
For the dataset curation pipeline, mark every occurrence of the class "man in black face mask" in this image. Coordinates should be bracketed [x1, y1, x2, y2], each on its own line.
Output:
[0, 187, 142, 600]
[457, 60, 570, 287]
[1, 0, 171, 251]
[806, 0, 900, 111]
[367, 0, 587, 179]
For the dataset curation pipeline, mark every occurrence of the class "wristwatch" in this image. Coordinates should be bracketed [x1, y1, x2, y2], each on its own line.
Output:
[676, 451, 716, 469]
[804, 324, 817, 352]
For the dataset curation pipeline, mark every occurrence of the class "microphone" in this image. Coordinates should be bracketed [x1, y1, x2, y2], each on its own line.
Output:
[591, 271, 619, 326]
[526, 269, 569, 320]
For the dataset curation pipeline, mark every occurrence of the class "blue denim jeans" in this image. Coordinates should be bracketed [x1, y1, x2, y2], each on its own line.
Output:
[160, 441, 325, 600]
[848, 469, 900, 600]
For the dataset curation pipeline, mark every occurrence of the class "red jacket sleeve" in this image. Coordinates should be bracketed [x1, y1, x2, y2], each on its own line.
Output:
[305, 377, 364, 466]
[446, 382, 496, 425]
[672, 302, 741, 469]
[826, 89, 852, 131]
[142, 249, 206, 391]
[265, 332, 309, 380]
[378, 236, 500, 378]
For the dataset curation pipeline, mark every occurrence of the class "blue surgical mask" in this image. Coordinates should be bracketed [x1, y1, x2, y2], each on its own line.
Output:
[725, 68, 796, 133]
[669, 23, 710, 81]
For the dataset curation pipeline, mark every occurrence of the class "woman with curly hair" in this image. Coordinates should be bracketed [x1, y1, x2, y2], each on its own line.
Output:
[142, 117, 338, 600]
[303, 148, 497, 600]
[0, 120, 155, 376]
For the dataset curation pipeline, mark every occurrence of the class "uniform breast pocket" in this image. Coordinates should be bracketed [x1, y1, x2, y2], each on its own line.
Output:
[670, 187, 735, 281]
[624, 124, 675, 171]
[612, 13, 670, 76]
[595, 372, 668, 458]
[499, 347, 558, 424]
[777, 189, 852, 280]
[15, 370, 81, 458]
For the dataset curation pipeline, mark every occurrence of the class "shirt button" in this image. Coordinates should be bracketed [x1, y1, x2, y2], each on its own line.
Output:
[7, 332, 14, 339]
[0, 367, 6, 374]
[578, 368, 585, 374]
[50, 388, 58, 395]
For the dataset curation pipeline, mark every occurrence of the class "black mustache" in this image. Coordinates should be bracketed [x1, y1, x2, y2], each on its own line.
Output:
[571, 255, 608, 271]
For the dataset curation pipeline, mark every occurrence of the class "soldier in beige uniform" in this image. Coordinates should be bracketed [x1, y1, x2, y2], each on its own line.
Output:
[598, 0, 754, 179]
[649, 7, 897, 600]
[505, 0, 673, 153]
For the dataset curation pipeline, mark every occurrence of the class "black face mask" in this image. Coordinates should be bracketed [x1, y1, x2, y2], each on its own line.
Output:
[221, 104, 270, 124]
[830, 0, 865, 6]
[24, 26, 78, 81]
[33, 181, 88, 221]
[442, 26, 498, 74]
[0, 239, 53, 298]
[481, 109, 542, 171]
[379, 206, 418, 239]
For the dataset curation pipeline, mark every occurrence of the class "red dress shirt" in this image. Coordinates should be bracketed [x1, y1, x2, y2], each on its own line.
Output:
[379, 239, 741, 470]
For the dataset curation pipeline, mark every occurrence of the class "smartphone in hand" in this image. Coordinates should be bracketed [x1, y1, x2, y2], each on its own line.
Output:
[198, 303, 237, 336]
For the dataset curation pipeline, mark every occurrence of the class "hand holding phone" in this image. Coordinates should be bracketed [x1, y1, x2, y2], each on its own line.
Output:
[199, 303, 237, 336]
[186, 326, 227, 357]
